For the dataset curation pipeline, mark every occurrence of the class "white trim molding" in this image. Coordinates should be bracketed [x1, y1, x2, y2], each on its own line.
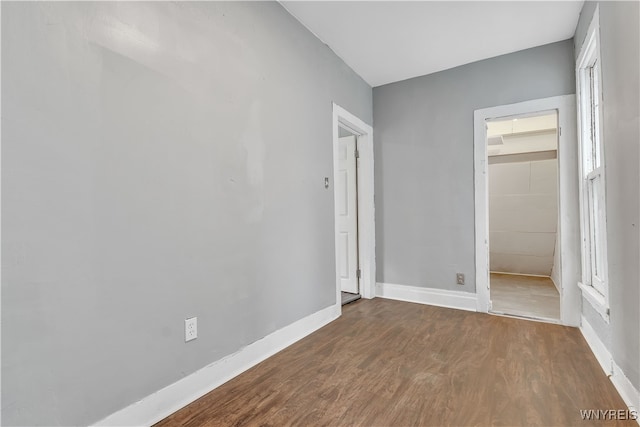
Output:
[92, 303, 341, 427]
[473, 95, 581, 327]
[580, 316, 640, 423]
[579, 281, 610, 322]
[580, 315, 613, 374]
[332, 103, 376, 302]
[376, 282, 477, 312]
[611, 362, 640, 423]
[575, 4, 611, 316]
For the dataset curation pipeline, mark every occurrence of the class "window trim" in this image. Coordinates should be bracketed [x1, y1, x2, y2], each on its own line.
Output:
[575, 5, 609, 321]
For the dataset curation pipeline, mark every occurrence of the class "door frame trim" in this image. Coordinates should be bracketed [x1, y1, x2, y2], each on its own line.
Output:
[473, 95, 581, 326]
[332, 103, 375, 304]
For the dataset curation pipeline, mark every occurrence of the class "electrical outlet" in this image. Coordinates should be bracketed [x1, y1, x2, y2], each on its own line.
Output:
[185, 317, 197, 342]
[456, 273, 465, 285]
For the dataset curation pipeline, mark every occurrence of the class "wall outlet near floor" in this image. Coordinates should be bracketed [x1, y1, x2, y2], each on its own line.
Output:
[456, 273, 465, 285]
[185, 317, 197, 342]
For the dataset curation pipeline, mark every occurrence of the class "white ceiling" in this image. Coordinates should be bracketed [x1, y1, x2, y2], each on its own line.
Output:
[281, 1, 584, 87]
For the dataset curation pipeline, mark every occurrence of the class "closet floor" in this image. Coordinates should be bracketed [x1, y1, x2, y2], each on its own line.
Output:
[490, 273, 560, 322]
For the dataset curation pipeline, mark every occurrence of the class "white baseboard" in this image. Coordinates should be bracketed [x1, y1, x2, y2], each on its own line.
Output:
[611, 361, 640, 417]
[580, 316, 640, 424]
[580, 315, 613, 374]
[92, 303, 341, 427]
[375, 282, 477, 312]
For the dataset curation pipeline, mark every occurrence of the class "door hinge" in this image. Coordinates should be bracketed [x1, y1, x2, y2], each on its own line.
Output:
[559, 126, 562, 136]
[354, 149, 360, 159]
[356, 269, 361, 279]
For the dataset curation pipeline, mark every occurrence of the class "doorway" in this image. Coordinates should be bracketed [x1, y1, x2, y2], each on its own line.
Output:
[473, 95, 581, 327]
[338, 128, 361, 305]
[486, 111, 560, 322]
[332, 103, 376, 309]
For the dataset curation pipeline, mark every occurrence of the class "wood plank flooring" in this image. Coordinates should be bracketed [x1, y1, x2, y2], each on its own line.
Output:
[491, 273, 561, 321]
[156, 298, 632, 426]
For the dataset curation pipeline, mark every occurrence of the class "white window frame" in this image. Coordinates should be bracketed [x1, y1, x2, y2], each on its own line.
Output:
[576, 6, 609, 320]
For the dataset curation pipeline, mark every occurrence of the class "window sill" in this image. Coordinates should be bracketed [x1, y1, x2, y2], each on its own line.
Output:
[578, 281, 610, 323]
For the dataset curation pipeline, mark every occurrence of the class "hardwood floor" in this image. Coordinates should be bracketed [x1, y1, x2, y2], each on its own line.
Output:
[156, 298, 632, 426]
[490, 273, 561, 321]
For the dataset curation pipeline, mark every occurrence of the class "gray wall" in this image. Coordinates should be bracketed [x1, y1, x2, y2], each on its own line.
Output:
[1, 2, 371, 425]
[373, 40, 575, 292]
[574, 1, 640, 390]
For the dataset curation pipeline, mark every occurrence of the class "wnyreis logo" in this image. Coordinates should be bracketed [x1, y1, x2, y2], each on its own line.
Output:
[580, 409, 638, 421]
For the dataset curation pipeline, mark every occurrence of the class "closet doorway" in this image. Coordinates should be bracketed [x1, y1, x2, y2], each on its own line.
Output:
[486, 112, 560, 322]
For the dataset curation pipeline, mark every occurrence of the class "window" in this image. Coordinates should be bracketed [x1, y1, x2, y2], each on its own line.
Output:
[576, 7, 609, 317]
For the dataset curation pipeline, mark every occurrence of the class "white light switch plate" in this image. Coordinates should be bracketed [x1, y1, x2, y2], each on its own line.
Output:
[185, 317, 197, 342]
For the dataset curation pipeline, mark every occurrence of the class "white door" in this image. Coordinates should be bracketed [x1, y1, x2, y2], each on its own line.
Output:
[337, 135, 359, 294]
